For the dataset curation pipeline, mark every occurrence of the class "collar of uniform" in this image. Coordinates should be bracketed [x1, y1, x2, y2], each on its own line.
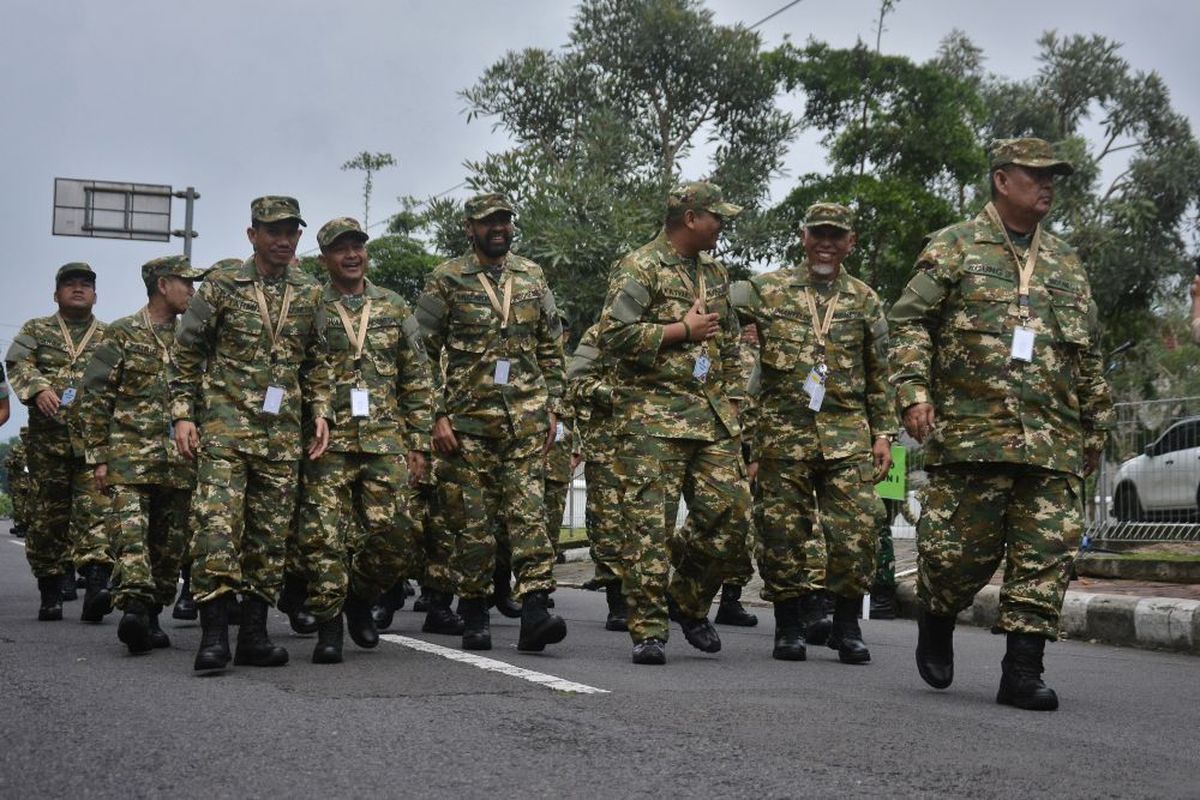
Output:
[972, 207, 1047, 251]
[322, 278, 385, 303]
[787, 263, 852, 291]
[462, 252, 526, 275]
[652, 230, 715, 269]
[233, 258, 309, 285]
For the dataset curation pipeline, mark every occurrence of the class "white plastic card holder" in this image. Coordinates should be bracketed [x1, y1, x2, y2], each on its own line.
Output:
[494, 359, 511, 386]
[262, 385, 285, 415]
[1011, 326, 1035, 363]
[351, 387, 370, 418]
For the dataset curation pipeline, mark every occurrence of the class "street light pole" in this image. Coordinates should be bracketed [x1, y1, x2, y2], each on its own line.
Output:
[172, 186, 200, 259]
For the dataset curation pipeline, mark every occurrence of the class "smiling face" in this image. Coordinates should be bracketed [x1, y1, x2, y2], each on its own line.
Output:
[247, 219, 303, 270]
[802, 224, 855, 279]
[467, 211, 514, 261]
[320, 234, 369, 292]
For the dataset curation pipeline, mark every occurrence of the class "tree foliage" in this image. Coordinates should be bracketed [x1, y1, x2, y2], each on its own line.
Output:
[341, 151, 396, 229]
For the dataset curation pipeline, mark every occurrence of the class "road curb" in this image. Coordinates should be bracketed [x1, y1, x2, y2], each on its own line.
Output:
[895, 580, 1200, 654]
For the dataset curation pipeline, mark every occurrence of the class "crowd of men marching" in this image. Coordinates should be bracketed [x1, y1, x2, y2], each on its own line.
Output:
[4, 136, 1113, 713]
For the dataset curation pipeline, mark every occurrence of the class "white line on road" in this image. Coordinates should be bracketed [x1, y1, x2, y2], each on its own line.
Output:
[380, 633, 609, 695]
[9, 539, 25, 547]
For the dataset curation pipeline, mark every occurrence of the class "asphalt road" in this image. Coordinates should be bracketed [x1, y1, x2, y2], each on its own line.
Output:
[2, 535, 1198, 799]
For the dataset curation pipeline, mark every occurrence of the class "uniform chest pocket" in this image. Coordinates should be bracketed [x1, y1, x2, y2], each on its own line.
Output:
[952, 270, 1015, 334]
[121, 350, 163, 395]
[509, 292, 542, 327]
[760, 318, 808, 373]
[1049, 292, 1090, 347]
[366, 322, 401, 375]
[827, 315, 864, 345]
[218, 315, 263, 361]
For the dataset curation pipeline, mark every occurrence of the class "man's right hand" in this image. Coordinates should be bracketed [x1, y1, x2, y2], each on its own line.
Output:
[902, 402, 937, 443]
[34, 389, 60, 418]
[174, 420, 200, 460]
[682, 299, 720, 342]
[432, 416, 459, 456]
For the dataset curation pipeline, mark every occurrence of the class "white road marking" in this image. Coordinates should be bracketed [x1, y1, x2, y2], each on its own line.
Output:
[9, 539, 25, 547]
[380, 633, 609, 695]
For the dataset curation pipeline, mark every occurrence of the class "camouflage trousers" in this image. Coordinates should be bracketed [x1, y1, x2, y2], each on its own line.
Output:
[188, 446, 298, 605]
[25, 436, 111, 577]
[10, 471, 33, 529]
[298, 451, 418, 622]
[544, 477, 571, 558]
[755, 454, 883, 602]
[613, 434, 753, 643]
[108, 483, 190, 609]
[409, 477, 457, 593]
[669, 512, 758, 589]
[874, 497, 900, 589]
[435, 432, 555, 600]
[917, 465, 1082, 639]
[584, 458, 624, 587]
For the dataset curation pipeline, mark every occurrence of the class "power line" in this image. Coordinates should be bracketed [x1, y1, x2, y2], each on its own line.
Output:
[749, 0, 804, 30]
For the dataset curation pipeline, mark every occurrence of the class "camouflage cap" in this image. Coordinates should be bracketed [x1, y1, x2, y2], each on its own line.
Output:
[317, 217, 370, 248]
[55, 262, 96, 285]
[141, 255, 205, 289]
[988, 137, 1074, 176]
[251, 195, 307, 226]
[667, 181, 743, 219]
[210, 257, 245, 271]
[802, 202, 855, 231]
[464, 192, 515, 221]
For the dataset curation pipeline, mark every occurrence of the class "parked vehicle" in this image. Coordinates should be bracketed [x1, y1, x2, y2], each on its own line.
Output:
[1110, 416, 1200, 521]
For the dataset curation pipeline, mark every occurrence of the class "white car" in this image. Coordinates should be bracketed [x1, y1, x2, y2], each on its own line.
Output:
[1110, 416, 1200, 521]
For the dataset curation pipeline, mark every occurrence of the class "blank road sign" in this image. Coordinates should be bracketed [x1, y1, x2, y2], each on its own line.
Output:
[53, 178, 172, 241]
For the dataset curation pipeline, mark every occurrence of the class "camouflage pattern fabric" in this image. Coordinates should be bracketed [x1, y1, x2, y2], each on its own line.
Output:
[108, 484, 190, 609]
[415, 250, 565, 439]
[434, 432, 555, 600]
[79, 310, 195, 488]
[754, 455, 883, 600]
[917, 465, 1083, 638]
[613, 434, 753, 642]
[6, 436, 33, 530]
[582, 459, 624, 587]
[299, 451, 418, 621]
[6, 313, 111, 575]
[543, 428, 573, 556]
[411, 471, 457, 592]
[188, 446, 299, 604]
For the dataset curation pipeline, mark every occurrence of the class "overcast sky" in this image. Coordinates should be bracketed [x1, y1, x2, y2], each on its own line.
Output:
[2, 0, 1196, 433]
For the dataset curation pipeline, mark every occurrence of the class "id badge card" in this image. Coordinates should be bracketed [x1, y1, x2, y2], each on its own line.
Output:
[262, 385, 285, 415]
[1011, 326, 1035, 363]
[60, 387, 77, 406]
[802, 364, 828, 412]
[351, 387, 370, 418]
[693, 353, 711, 381]
[494, 359, 511, 386]
[555, 421, 566, 442]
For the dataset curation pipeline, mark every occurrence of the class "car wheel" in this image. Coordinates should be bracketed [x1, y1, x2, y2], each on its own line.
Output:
[1113, 483, 1143, 522]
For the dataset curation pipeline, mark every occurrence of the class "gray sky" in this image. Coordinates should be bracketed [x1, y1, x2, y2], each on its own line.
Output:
[2, 0, 1196, 432]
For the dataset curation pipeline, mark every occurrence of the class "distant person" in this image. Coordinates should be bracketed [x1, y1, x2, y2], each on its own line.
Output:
[888, 138, 1114, 711]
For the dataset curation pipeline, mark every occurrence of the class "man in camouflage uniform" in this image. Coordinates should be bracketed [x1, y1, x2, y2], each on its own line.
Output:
[169, 196, 333, 673]
[415, 192, 567, 653]
[5, 263, 112, 622]
[598, 181, 754, 665]
[889, 138, 1114, 711]
[566, 323, 628, 631]
[7, 430, 32, 538]
[297, 217, 433, 664]
[79, 255, 204, 654]
[734, 202, 893, 664]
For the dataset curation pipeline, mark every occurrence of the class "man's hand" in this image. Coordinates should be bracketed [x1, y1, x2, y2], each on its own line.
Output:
[902, 402, 936, 443]
[543, 411, 559, 455]
[872, 437, 894, 482]
[570, 452, 583, 473]
[93, 463, 109, 493]
[1084, 446, 1102, 477]
[34, 389, 61, 418]
[747, 461, 759, 485]
[406, 450, 427, 486]
[682, 299, 720, 342]
[432, 416, 459, 456]
[174, 420, 200, 460]
[307, 418, 330, 460]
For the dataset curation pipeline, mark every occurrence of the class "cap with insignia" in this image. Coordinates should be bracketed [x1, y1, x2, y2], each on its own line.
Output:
[667, 181, 743, 219]
[802, 202, 855, 231]
[464, 192, 516, 221]
[141, 255, 205, 289]
[988, 137, 1074, 176]
[251, 195, 307, 226]
[317, 217, 370, 248]
[55, 262, 97, 285]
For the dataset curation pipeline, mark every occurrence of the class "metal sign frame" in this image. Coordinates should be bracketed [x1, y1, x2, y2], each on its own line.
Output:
[53, 178, 173, 242]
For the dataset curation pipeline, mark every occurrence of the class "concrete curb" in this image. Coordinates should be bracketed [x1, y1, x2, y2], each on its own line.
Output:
[1075, 553, 1200, 583]
[895, 580, 1200, 654]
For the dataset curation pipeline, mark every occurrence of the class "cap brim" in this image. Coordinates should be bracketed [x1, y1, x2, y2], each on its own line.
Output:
[323, 230, 370, 247]
[467, 206, 515, 220]
[178, 268, 207, 279]
[709, 202, 743, 219]
[57, 270, 96, 281]
[805, 220, 853, 231]
[256, 214, 308, 226]
[1003, 158, 1074, 177]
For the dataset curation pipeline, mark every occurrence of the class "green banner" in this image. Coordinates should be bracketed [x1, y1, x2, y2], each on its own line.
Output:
[875, 444, 907, 500]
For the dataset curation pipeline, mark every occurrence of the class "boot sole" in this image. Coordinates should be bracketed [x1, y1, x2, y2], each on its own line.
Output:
[193, 654, 231, 672]
[312, 650, 344, 664]
[38, 609, 64, 621]
[632, 652, 666, 665]
[996, 686, 1058, 711]
[916, 652, 954, 689]
[462, 636, 492, 651]
[233, 653, 289, 667]
[838, 649, 871, 665]
[772, 646, 807, 661]
[518, 618, 567, 652]
[172, 606, 198, 621]
[604, 618, 628, 632]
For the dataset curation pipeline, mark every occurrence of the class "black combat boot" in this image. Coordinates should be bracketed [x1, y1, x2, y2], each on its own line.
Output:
[422, 590, 466, 635]
[277, 573, 317, 634]
[10, 523, 25, 537]
[772, 597, 807, 661]
[869, 582, 897, 620]
[491, 564, 522, 619]
[517, 591, 567, 653]
[800, 592, 832, 646]
[233, 596, 288, 667]
[38, 575, 64, 621]
[226, 594, 243, 626]
[832, 595, 871, 664]
[61, 566, 79, 601]
[714, 584, 759, 627]
[996, 632, 1059, 711]
[193, 598, 231, 672]
[117, 600, 153, 654]
[147, 605, 170, 648]
[413, 586, 432, 613]
[173, 564, 198, 620]
[371, 581, 407, 630]
[631, 638, 666, 665]
[459, 597, 492, 651]
[343, 591, 380, 649]
[604, 584, 628, 632]
[915, 609, 956, 689]
[679, 615, 722, 653]
[80, 564, 114, 623]
[312, 614, 344, 665]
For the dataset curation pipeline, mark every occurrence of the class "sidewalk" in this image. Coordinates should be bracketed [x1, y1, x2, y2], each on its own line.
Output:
[555, 538, 1200, 655]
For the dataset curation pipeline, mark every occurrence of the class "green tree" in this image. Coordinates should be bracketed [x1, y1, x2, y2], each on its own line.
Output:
[341, 151, 396, 230]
